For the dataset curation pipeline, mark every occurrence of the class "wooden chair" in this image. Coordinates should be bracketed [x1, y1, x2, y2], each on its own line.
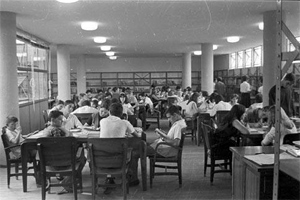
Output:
[146, 109, 161, 129]
[87, 138, 130, 200]
[215, 110, 229, 127]
[184, 114, 197, 144]
[196, 113, 212, 146]
[149, 128, 186, 188]
[73, 113, 93, 124]
[37, 137, 84, 200]
[201, 122, 232, 184]
[283, 133, 300, 145]
[1, 127, 37, 188]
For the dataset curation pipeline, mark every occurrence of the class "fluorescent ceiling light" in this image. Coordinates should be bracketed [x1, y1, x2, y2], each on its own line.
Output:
[33, 57, 41, 61]
[17, 53, 27, 57]
[292, 60, 300, 64]
[81, 22, 98, 31]
[109, 56, 117, 60]
[258, 22, 264, 30]
[194, 51, 202, 55]
[94, 37, 106, 44]
[227, 36, 240, 43]
[56, 0, 78, 3]
[213, 45, 218, 50]
[100, 46, 111, 51]
[16, 39, 24, 44]
[106, 52, 115, 56]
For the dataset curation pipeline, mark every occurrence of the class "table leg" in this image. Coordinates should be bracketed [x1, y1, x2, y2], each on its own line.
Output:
[140, 141, 147, 191]
[21, 143, 28, 192]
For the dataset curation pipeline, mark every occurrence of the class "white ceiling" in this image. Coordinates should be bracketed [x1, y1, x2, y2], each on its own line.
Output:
[1, 0, 299, 57]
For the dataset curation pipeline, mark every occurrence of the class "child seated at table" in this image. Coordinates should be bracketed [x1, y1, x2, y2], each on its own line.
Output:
[261, 106, 297, 146]
[3, 115, 38, 159]
[243, 107, 269, 128]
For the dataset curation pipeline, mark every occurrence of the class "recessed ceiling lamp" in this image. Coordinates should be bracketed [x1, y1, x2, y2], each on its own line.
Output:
[106, 51, 115, 56]
[258, 22, 264, 30]
[81, 22, 98, 31]
[226, 36, 240, 43]
[17, 52, 27, 57]
[109, 56, 117, 60]
[16, 39, 24, 44]
[56, 0, 78, 3]
[100, 46, 111, 51]
[194, 51, 202, 55]
[213, 45, 218, 50]
[94, 37, 106, 44]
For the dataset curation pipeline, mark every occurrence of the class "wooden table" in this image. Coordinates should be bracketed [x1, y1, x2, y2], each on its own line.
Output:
[280, 158, 300, 182]
[230, 146, 274, 200]
[21, 130, 148, 192]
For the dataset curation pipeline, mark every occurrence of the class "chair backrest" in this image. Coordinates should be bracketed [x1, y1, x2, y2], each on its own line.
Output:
[1, 127, 9, 148]
[201, 122, 214, 151]
[37, 137, 77, 168]
[283, 133, 300, 145]
[73, 113, 93, 124]
[179, 128, 186, 148]
[215, 110, 229, 127]
[87, 138, 128, 169]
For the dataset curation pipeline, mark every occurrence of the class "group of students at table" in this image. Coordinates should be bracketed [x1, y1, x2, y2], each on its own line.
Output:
[3, 99, 187, 195]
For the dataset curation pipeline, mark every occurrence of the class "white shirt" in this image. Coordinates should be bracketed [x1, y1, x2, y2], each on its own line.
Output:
[258, 86, 263, 95]
[62, 113, 83, 131]
[72, 106, 98, 114]
[100, 115, 135, 138]
[140, 97, 153, 109]
[210, 101, 232, 117]
[185, 101, 199, 118]
[262, 122, 297, 145]
[240, 81, 251, 93]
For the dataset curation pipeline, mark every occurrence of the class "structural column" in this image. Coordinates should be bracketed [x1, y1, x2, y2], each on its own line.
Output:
[182, 52, 192, 89]
[263, 10, 286, 106]
[76, 55, 86, 94]
[0, 12, 18, 165]
[201, 43, 214, 94]
[57, 45, 71, 101]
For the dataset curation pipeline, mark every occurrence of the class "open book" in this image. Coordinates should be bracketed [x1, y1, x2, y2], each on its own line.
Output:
[281, 144, 300, 157]
[286, 149, 300, 157]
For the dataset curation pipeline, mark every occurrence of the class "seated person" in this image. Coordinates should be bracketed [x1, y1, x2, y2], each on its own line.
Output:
[4, 116, 38, 159]
[48, 100, 64, 114]
[38, 110, 86, 194]
[147, 105, 187, 157]
[243, 106, 269, 128]
[86, 98, 111, 129]
[99, 103, 140, 193]
[213, 104, 250, 154]
[177, 94, 189, 114]
[261, 106, 297, 146]
[61, 100, 83, 131]
[229, 94, 239, 107]
[210, 94, 232, 117]
[184, 92, 200, 118]
[198, 91, 210, 112]
[91, 99, 99, 109]
[72, 100, 98, 114]
[137, 92, 153, 130]
[119, 93, 134, 116]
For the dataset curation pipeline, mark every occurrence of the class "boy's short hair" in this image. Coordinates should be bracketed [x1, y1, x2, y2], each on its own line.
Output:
[64, 100, 74, 106]
[284, 73, 295, 83]
[48, 110, 63, 120]
[81, 100, 91, 106]
[109, 103, 123, 118]
[165, 105, 180, 116]
[6, 116, 18, 125]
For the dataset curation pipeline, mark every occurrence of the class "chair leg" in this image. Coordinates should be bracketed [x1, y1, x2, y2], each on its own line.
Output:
[204, 153, 208, 177]
[178, 161, 182, 187]
[149, 159, 153, 188]
[15, 163, 19, 180]
[41, 174, 46, 200]
[210, 159, 215, 185]
[7, 163, 11, 188]
[92, 174, 96, 200]
[123, 173, 127, 200]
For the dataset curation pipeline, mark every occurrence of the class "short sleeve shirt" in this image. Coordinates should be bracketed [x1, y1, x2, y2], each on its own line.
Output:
[100, 115, 135, 138]
[240, 81, 251, 93]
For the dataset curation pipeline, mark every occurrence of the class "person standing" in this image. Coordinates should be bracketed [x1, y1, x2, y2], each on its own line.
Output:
[239, 75, 251, 108]
[215, 77, 226, 97]
[268, 73, 295, 117]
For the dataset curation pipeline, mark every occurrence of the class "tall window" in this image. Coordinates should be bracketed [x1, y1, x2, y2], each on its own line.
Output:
[16, 36, 49, 103]
[229, 53, 236, 69]
[245, 49, 252, 68]
[253, 46, 262, 67]
[237, 51, 244, 68]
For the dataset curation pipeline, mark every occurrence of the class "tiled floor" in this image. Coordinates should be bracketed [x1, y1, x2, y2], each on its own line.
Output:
[0, 119, 232, 200]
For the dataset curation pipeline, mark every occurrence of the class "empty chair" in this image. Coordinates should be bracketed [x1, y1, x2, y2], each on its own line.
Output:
[149, 128, 186, 188]
[201, 122, 231, 184]
[1, 127, 37, 188]
[87, 138, 130, 200]
[37, 137, 84, 200]
[184, 114, 197, 144]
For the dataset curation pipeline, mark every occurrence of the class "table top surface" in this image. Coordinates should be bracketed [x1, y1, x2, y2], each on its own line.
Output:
[280, 159, 300, 182]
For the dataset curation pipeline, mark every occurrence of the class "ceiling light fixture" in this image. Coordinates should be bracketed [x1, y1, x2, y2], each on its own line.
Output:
[106, 52, 115, 56]
[194, 51, 202, 55]
[109, 56, 117, 60]
[213, 45, 218, 50]
[16, 39, 24, 44]
[226, 36, 240, 43]
[81, 22, 98, 31]
[56, 0, 78, 3]
[100, 46, 111, 51]
[94, 37, 106, 43]
[258, 22, 264, 30]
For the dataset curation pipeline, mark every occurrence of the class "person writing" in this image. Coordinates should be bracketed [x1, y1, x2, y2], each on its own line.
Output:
[261, 106, 297, 146]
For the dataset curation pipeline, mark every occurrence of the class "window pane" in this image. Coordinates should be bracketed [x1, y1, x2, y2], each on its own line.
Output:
[229, 53, 236, 69]
[253, 46, 262, 67]
[245, 49, 252, 68]
[237, 51, 243, 68]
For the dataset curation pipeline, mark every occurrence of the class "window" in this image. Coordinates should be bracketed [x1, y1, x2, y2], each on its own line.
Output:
[245, 49, 252, 68]
[229, 45, 262, 69]
[253, 46, 262, 67]
[229, 53, 236, 69]
[237, 51, 244, 68]
[16, 35, 49, 103]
